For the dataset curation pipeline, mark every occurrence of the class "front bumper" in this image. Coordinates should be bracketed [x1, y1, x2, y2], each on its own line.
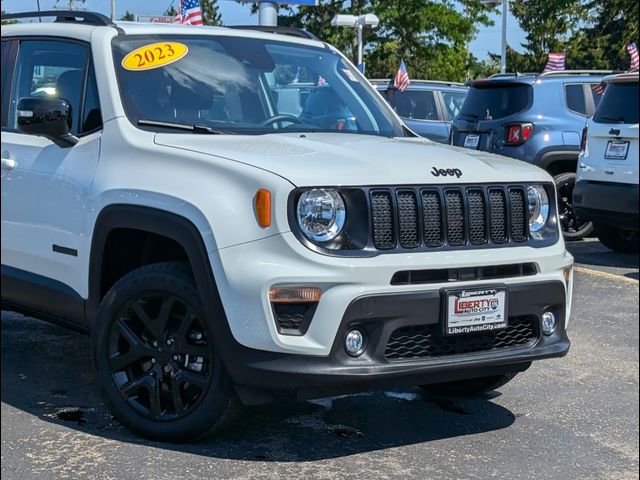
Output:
[223, 281, 569, 403]
[573, 180, 639, 230]
[212, 232, 573, 356]
[209, 232, 573, 401]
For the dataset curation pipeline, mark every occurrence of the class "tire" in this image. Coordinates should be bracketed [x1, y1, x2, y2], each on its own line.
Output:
[92, 262, 240, 442]
[595, 224, 639, 253]
[419, 372, 518, 398]
[555, 171, 593, 240]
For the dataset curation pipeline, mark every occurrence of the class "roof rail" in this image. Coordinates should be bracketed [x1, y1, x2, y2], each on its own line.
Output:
[2, 10, 115, 27]
[488, 72, 537, 79]
[227, 25, 319, 41]
[538, 69, 615, 77]
[368, 78, 466, 87]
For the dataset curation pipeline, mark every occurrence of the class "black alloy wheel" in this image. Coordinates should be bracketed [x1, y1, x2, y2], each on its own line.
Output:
[554, 172, 593, 240]
[108, 292, 212, 421]
[93, 262, 240, 442]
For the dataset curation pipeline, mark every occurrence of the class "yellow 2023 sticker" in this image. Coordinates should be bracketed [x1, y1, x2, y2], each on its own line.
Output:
[122, 42, 188, 71]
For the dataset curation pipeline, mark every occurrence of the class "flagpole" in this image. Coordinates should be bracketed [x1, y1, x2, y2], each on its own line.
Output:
[500, 0, 508, 73]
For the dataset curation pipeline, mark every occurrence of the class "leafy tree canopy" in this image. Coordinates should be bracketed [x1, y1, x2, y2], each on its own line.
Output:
[278, 1, 495, 81]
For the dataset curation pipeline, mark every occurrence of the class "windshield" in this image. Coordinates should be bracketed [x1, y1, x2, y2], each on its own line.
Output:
[592, 82, 639, 124]
[460, 82, 532, 120]
[112, 35, 404, 137]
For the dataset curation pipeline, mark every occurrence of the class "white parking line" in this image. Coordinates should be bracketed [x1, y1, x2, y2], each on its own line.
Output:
[574, 266, 639, 285]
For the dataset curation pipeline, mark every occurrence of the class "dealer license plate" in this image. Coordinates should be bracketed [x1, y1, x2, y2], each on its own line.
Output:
[604, 140, 629, 160]
[463, 134, 480, 149]
[445, 288, 507, 336]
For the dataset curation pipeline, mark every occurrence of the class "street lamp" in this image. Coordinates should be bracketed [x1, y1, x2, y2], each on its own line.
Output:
[331, 13, 379, 73]
[481, 0, 508, 74]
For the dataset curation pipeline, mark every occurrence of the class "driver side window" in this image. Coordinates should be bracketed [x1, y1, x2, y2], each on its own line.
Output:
[10, 39, 101, 135]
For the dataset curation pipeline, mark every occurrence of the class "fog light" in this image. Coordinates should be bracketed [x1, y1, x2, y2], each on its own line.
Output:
[345, 329, 366, 357]
[542, 311, 557, 335]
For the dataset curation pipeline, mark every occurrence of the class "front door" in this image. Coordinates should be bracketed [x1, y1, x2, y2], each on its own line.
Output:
[1, 38, 103, 299]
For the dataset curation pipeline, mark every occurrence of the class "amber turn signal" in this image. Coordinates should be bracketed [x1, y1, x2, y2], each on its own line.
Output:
[255, 189, 271, 228]
[269, 287, 322, 303]
[563, 267, 572, 287]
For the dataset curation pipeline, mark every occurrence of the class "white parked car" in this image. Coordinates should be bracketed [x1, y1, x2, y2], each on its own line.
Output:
[1, 11, 574, 442]
[574, 71, 639, 253]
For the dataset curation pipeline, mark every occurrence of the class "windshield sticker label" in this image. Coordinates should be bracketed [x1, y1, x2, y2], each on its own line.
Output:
[122, 42, 188, 71]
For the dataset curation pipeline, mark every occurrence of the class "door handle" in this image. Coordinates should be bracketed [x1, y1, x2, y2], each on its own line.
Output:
[1, 158, 17, 170]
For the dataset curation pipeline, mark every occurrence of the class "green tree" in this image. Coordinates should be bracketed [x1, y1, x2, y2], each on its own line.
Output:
[120, 11, 135, 21]
[278, 0, 495, 81]
[569, 0, 639, 70]
[1, 10, 17, 25]
[467, 53, 500, 79]
[508, 0, 585, 72]
[201, 0, 222, 26]
[165, 5, 178, 17]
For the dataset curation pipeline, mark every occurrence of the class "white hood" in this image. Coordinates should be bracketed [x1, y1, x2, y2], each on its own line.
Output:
[154, 132, 552, 186]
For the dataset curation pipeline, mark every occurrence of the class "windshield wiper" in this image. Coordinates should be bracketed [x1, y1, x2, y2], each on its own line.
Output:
[599, 115, 625, 124]
[138, 119, 226, 134]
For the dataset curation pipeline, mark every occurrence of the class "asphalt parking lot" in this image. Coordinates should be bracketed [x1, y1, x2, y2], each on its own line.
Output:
[1, 238, 638, 480]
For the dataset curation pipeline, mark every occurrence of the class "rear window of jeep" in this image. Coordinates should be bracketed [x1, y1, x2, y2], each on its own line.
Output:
[593, 82, 639, 124]
[460, 83, 532, 120]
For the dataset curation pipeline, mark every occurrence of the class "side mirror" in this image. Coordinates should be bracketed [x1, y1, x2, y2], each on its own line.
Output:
[17, 97, 79, 148]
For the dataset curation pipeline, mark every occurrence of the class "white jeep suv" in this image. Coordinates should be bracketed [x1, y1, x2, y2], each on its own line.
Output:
[1, 11, 573, 442]
[574, 71, 639, 253]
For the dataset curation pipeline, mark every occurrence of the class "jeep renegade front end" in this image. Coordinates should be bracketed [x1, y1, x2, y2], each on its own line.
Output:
[1, 12, 573, 442]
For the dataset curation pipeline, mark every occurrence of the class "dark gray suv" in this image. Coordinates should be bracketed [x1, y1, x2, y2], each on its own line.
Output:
[451, 71, 613, 240]
[371, 80, 467, 144]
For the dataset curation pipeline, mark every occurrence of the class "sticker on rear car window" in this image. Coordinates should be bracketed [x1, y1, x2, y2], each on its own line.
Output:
[122, 42, 189, 71]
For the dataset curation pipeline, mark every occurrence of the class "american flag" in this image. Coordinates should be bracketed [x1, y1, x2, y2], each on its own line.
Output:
[394, 60, 410, 92]
[543, 52, 566, 72]
[591, 82, 606, 96]
[174, 0, 203, 26]
[627, 42, 639, 70]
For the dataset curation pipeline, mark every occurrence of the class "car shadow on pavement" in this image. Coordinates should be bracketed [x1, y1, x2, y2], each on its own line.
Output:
[566, 239, 639, 269]
[1, 314, 516, 462]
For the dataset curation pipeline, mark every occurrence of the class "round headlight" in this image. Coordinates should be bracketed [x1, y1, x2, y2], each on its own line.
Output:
[527, 185, 550, 235]
[296, 189, 346, 242]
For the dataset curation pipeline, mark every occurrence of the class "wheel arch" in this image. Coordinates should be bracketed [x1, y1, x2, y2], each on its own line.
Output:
[534, 147, 581, 176]
[87, 204, 224, 330]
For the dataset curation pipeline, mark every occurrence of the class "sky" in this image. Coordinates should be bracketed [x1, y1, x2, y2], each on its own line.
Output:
[2, 0, 528, 61]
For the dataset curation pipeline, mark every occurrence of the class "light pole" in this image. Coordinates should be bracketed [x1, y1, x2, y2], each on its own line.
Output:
[480, 0, 508, 74]
[331, 13, 379, 74]
[258, 1, 278, 26]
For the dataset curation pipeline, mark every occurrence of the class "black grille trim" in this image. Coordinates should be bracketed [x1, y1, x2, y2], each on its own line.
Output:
[488, 188, 508, 243]
[370, 190, 396, 249]
[396, 190, 420, 248]
[390, 262, 538, 286]
[368, 184, 536, 251]
[444, 189, 466, 246]
[420, 189, 444, 247]
[508, 187, 528, 242]
[385, 316, 539, 360]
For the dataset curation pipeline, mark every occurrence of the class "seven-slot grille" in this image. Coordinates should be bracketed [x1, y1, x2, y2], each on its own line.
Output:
[369, 185, 529, 250]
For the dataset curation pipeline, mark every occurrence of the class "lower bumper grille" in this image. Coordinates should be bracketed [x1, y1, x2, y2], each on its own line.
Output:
[384, 316, 538, 360]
